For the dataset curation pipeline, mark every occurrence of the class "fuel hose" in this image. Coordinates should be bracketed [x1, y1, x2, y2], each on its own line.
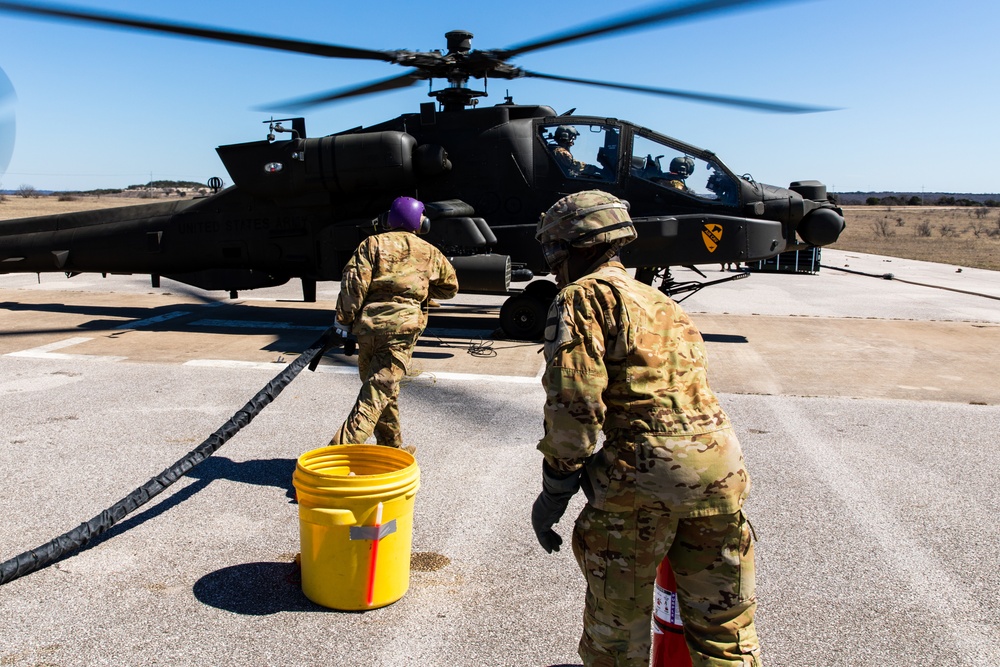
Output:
[821, 264, 1000, 301]
[0, 325, 337, 587]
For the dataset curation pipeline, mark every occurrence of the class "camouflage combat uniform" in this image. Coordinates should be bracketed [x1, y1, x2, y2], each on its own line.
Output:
[661, 173, 689, 191]
[332, 230, 458, 447]
[553, 145, 588, 176]
[538, 261, 760, 667]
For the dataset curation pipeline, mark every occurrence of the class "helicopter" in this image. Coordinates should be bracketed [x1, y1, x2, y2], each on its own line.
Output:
[0, 0, 845, 340]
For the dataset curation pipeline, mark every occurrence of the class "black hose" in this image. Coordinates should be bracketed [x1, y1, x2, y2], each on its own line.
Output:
[0, 326, 336, 587]
[820, 264, 1000, 301]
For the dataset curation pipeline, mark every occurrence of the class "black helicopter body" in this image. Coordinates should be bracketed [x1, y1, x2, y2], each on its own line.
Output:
[0, 0, 845, 339]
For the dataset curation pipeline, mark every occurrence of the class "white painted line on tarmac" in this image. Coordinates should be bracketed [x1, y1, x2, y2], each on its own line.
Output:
[20, 281, 95, 289]
[185, 318, 495, 340]
[183, 359, 298, 371]
[182, 358, 539, 384]
[5, 337, 127, 362]
[112, 301, 226, 330]
[188, 319, 328, 331]
[114, 311, 192, 329]
[408, 370, 539, 385]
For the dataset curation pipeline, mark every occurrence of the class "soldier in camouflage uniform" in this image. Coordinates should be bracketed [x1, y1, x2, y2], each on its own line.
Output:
[662, 156, 695, 192]
[331, 196, 459, 449]
[552, 125, 589, 176]
[531, 190, 761, 666]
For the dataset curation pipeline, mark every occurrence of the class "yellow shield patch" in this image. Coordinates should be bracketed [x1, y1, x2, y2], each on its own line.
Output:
[702, 223, 723, 253]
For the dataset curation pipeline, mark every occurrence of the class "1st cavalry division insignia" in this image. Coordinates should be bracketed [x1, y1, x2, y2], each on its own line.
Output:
[702, 223, 723, 253]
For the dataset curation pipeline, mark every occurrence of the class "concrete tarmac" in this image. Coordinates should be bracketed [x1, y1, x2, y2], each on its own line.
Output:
[0, 248, 998, 666]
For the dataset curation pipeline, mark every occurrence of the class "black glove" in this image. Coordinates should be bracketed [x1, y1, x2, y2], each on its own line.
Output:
[531, 461, 582, 554]
[333, 322, 356, 357]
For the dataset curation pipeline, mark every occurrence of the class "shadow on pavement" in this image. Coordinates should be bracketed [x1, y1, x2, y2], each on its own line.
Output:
[186, 456, 297, 502]
[193, 561, 328, 615]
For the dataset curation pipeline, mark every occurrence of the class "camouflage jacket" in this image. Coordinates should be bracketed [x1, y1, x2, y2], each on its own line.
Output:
[537, 261, 749, 516]
[553, 146, 587, 176]
[336, 231, 459, 336]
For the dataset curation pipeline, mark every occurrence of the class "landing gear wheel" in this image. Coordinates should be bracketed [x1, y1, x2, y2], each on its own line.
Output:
[500, 294, 548, 341]
[523, 280, 558, 302]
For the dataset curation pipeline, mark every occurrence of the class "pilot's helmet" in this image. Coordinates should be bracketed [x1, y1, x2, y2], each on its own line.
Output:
[554, 125, 580, 145]
[536, 190, 636, 269]
[669, 156, 695, 177]
[386, 196, 427, 233]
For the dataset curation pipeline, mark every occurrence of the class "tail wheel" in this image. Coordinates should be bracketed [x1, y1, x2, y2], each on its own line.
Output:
[499, 293, 548, 340]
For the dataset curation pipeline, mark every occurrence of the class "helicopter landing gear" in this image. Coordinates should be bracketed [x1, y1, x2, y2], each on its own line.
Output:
[500, 294, 547, 341]
[499, 280, 558, 340]
[654, 266, 750, 302]
[301, 277, 317, 303]
[522, 279, 558, 302]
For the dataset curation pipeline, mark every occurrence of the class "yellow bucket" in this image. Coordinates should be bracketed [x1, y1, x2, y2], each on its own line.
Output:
[292, 444, 420, 610]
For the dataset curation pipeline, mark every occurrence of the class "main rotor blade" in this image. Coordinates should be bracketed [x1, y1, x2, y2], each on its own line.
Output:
[502, 0, 802, 58]
[0, 1, 396, 62]
[523, 71, 836, 113]
[258, 71, 425, 111]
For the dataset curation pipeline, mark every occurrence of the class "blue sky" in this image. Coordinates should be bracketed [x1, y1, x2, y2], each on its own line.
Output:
[0, 0, 997, 193]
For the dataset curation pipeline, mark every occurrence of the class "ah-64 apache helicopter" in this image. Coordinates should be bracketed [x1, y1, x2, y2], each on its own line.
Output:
[0, 0, 845, 340]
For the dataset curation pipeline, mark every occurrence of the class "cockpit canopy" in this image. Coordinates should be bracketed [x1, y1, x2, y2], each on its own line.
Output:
[537, 120, 740, 206]
[630, 133, 738, 205]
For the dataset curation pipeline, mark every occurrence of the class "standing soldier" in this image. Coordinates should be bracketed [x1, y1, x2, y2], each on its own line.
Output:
[331, 196, 459, 450]
[531, 190, 761, 666]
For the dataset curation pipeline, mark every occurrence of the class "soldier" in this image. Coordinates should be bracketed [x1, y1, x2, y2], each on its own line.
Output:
[331, 196, 459, 450]
[662, 156, 695, 191]
[552, 125, 591, 177]
[531, 190, 761, 666]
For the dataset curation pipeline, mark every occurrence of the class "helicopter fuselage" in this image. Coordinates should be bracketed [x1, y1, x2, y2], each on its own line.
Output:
[0, 101, 844, 337]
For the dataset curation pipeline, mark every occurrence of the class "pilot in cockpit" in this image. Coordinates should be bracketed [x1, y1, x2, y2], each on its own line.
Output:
[551, 125, 586, 175]
[548, 125, 607, 179]
[663, 156, 695, 191]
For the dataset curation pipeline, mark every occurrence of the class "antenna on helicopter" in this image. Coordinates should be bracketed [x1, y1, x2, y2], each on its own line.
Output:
[264, 117, 307, 141]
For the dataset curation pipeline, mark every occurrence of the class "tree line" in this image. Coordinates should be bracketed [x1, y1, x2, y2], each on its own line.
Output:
[863, 195, 1000, 207]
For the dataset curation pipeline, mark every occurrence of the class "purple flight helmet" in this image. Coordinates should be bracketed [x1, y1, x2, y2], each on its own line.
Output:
[387, 196, 425, 233]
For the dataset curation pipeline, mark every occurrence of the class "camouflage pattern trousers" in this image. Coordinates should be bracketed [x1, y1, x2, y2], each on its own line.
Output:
[572, 505, 760, 666]
[330, 331, 419, 448]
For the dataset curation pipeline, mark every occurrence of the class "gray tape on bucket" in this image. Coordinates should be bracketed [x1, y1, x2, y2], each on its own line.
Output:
[349, 519, 397, 542]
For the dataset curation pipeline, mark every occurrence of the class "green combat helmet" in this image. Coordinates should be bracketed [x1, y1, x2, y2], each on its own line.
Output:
[535, 190, 637, 271]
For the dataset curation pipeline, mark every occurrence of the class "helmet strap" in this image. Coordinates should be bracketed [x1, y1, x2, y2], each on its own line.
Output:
[572, 220, 635, 246]
[584, 243, 620, 276]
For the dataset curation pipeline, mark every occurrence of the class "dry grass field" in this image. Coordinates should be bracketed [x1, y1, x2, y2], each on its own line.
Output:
[0, 193, 191, 220]
[834, 205, 1000, 271]
[2, 195, 999, 272]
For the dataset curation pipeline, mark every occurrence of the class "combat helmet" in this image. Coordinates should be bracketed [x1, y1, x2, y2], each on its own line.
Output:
[535, 190, 636, 270]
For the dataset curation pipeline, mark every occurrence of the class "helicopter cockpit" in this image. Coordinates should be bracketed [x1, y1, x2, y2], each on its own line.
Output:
[631, 134, 739, 206]
[539, 122, 619, 182]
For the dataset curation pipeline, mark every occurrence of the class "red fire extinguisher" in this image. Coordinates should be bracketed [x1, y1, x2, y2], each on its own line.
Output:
[651, 559, 692, 667]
